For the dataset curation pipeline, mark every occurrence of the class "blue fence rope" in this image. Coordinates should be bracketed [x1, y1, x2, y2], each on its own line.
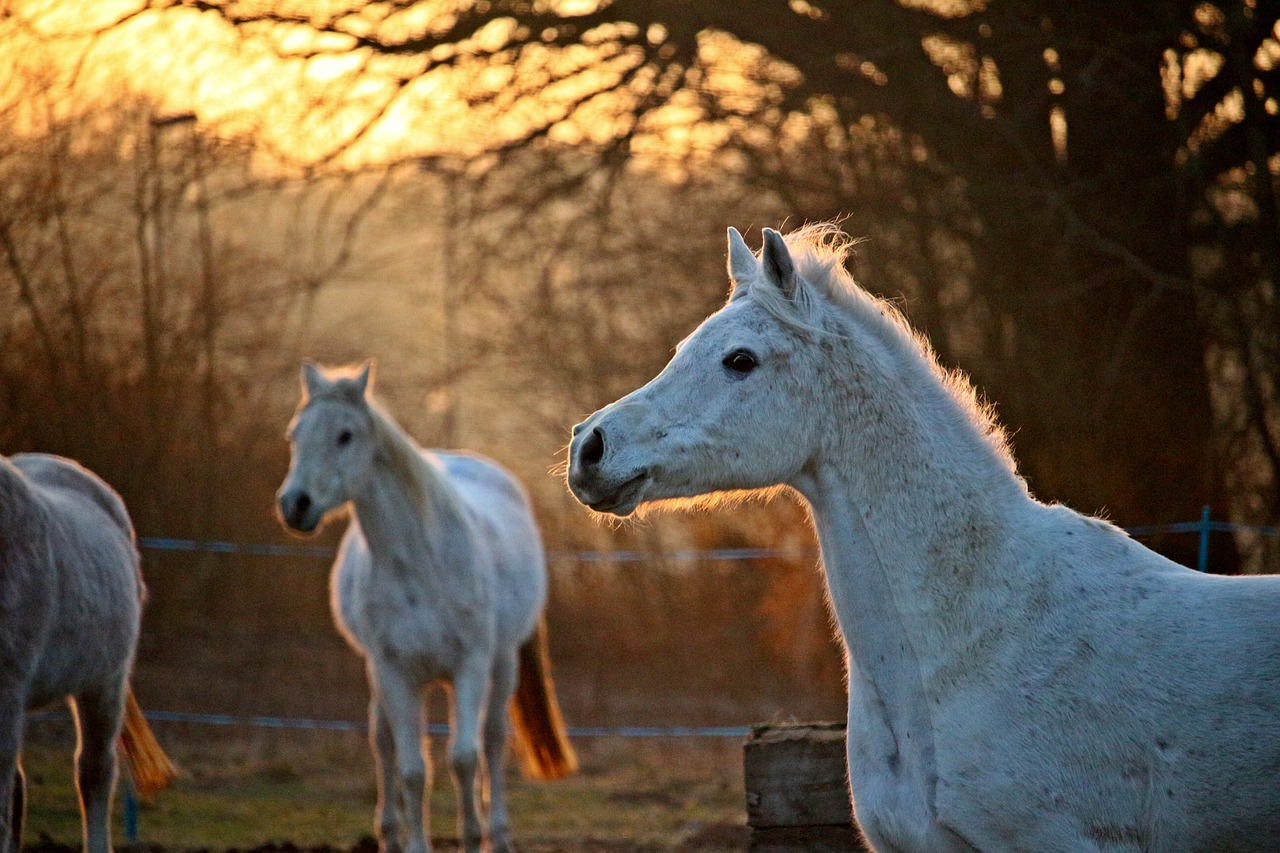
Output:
[28, 708, 750, 739]
[138, 514, 1280, 563]
[137, 537, 814, 563]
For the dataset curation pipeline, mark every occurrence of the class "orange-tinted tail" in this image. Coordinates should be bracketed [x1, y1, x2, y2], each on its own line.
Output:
[119, 688, 176, 798]
[509, 615, 578, 781]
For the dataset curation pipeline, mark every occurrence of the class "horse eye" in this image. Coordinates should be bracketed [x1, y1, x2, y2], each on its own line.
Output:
[723, 349, 758, 375]
[337, 430, 353, 446]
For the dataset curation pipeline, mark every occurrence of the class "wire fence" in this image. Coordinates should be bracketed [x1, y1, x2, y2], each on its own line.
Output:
[28, 506, 1280, 842]
[140, 504, 1280, 571]
[116, 503, 1278, 742]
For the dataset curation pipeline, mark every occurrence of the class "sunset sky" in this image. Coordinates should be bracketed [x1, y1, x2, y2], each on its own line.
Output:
[4, 0, 771, 171]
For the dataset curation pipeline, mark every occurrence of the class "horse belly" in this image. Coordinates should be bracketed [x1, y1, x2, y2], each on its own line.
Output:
[28, 622, 136, 709]
[28, 561, 139, 707]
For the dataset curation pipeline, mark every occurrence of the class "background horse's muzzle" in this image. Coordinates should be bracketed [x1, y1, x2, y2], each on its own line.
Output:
[277, 488, 319, 532]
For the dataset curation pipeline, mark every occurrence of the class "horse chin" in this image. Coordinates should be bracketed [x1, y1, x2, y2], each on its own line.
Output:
[283, 510, 324, 536]
[583, 471, 649, 517]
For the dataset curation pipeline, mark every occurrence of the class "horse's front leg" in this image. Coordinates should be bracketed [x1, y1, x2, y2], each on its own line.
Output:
[368, 694, 411, 853]
[450, 662, 491, 853]
[72, 688, 125, 853]
[372, 666, 432, 853]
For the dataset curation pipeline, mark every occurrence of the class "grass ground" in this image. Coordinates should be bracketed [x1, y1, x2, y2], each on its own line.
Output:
[19, 725, 748, 852]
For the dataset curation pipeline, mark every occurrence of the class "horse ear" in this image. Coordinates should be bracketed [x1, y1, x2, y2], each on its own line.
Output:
[727, 226, 757, 289]
[352, 359, 376, 398]
[301, 360, 327, 398]
[761, 228, 797, 299]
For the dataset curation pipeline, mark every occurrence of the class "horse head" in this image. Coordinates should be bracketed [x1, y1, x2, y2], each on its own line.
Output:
[567, 227, 823, 516]
[277, 359, 377, 533]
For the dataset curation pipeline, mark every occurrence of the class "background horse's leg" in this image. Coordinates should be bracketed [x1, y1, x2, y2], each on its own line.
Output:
[449, 665, 488, 853]
[0, 698, 25, 853]
[10, 762, 24, 853]
[372, 666, 431, 853]
[369, 695, 408, 853]
[483, 652, 518, 853]
[73, 687, 124, 853]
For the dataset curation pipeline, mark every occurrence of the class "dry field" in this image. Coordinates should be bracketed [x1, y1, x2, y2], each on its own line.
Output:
[19, 724, 750, 853]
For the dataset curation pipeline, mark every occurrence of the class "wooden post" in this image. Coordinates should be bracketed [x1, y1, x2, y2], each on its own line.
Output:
[744, 722, 868, 852]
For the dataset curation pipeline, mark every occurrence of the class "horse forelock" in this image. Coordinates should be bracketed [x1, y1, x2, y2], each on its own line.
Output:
[741, 222, 1020, 479]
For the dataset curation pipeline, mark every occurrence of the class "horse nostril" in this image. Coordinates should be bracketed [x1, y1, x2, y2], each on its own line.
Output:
[579, 428, 605, 467]
[295, 492, 312, 516]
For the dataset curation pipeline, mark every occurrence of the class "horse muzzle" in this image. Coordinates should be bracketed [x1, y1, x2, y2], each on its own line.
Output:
[277, 487, 322, 533]
[567, 424, 649, 516]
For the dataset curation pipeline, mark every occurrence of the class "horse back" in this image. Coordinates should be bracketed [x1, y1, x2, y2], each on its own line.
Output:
[436, 451, 542, 557]
[436, 451, 546, 643]
[13, 454, 135, 547]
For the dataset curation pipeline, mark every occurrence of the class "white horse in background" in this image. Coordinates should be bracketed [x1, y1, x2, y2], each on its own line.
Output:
[1, 452, 174, 853]
[277, 361, 576, 853]
[567, 224, 1280, 852]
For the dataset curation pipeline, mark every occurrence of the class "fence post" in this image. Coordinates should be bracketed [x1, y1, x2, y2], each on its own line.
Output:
[1197, 505, 1211, 572]
[123, 776, 139, 844]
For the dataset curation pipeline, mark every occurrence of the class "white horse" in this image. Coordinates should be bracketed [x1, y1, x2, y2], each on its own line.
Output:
[1, 452, 174, 853]
[567, 224, 1280, 853]
[277, 361, 576, 853]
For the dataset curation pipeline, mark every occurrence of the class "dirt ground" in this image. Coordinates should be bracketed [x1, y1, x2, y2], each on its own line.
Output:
[24, 832, 752, 853]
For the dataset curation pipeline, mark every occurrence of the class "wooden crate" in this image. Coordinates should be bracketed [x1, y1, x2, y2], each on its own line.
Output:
[744, 722, 868, 852]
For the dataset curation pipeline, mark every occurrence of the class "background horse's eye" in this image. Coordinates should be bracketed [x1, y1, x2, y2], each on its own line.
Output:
[723, 349, 758, 375]
[337, 430, 353, 446]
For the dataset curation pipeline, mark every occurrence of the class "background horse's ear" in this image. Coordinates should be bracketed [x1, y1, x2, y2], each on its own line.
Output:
[301, 360, 327, 398]
[727, 226, 758, 291]
[352, 359, 376, 397]
[761, 228, 797, 299]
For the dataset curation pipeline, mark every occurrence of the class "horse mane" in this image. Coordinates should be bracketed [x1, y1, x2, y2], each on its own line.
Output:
[740, 222, 1021, 481]
[368, 401, 443, 519]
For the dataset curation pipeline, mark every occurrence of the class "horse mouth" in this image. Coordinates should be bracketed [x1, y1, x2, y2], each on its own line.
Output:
[280, 508, 322, 535]
[288, 517, 320, 534]
[586, 471, 649, 516]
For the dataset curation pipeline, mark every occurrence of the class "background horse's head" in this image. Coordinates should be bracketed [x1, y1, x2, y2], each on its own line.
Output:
[566, 227, 828, 516]
[278, 360, 378, 533]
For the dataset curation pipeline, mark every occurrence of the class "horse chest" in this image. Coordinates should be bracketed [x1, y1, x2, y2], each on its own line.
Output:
[337, 566, 490, 676]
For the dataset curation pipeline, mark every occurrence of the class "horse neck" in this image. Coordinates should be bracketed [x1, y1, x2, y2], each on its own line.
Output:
[794, 332, 1031, 673]
[348, 409, 472, 583]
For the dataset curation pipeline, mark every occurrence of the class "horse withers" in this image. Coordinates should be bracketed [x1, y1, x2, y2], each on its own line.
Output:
[567, 224, 1280, 853]
[0, 453, 174, 853]
[277, 361, 576, 853]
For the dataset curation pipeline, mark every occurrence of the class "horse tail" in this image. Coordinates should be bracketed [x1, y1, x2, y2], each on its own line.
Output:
[119, 688, 176, 798]
[509, 615, 578, 781]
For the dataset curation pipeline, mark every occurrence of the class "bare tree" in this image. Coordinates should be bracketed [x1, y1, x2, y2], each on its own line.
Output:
[0, 65, 390, 539]
[113, 0, 1280, 565]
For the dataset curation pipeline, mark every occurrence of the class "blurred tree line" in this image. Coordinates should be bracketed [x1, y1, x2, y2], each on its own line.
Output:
[2, 0, 1279, 722]
[105, 0, 1279, 567]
